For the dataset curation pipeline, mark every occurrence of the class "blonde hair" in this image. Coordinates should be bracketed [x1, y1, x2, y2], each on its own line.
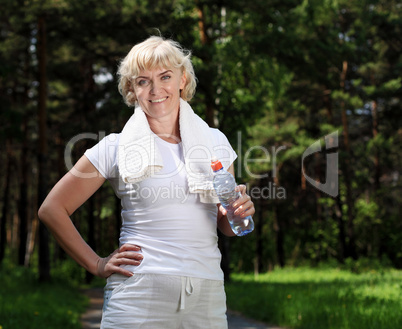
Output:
[117, 36, 197, 107]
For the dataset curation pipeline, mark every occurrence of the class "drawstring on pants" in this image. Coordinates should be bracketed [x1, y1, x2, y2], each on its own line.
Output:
[179, 277, 194, 310]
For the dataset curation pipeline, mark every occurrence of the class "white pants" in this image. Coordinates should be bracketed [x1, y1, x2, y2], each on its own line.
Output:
[101, 273, 228, 329]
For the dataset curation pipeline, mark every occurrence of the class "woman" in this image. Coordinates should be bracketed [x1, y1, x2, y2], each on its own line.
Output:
[39, 35, 255, 329]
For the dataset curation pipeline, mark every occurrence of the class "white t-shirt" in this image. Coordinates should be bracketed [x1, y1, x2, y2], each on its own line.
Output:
[84, 128, 237, 281]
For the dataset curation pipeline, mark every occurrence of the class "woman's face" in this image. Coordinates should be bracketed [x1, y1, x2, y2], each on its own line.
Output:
[133, 67, 186, 121]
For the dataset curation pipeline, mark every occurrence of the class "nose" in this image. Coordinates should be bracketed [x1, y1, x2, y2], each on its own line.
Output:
[150, 80, 162, 94]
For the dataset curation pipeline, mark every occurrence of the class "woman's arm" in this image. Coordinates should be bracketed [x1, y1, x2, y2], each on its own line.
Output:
[38, 155, 142, 278]
[217, 164, 255, 236]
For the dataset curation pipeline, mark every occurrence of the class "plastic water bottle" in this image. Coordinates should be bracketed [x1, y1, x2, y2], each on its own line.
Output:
[211, 157, 254, 236]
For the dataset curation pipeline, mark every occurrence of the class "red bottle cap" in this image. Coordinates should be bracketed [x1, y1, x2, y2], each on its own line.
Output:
[211, 157, 223, 171]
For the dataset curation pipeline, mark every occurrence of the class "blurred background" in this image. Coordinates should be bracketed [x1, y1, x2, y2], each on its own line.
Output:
[0, 0, 401, 328]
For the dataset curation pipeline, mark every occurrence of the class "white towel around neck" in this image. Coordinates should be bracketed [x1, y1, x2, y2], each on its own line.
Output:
[117, 98, 219, 203]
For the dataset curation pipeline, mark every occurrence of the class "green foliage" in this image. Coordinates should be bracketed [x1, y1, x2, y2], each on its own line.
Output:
[342, 256, 392, 274]
[51, 258, 88, 286]
[0, 0, 401, 281]
[0, 262, 88, 329]
[226, 266, 402, 329]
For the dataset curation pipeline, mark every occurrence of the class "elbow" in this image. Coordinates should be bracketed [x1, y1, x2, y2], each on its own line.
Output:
[38, 201, 51, 224]
[38, 200, 70, 225]
[37, 204, 46, 223]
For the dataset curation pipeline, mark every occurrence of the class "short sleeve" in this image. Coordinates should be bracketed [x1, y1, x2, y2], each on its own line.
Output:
[210, 128, 237, 170]
[84, 133, 120, 179]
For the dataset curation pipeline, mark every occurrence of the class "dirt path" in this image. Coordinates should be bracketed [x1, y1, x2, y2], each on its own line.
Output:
[81, 288, 282, 329]
[80, 288, 103, 329]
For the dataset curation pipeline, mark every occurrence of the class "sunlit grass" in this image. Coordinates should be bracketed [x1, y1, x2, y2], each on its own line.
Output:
[0, 263, 88, 329]
[226, 266, 402, 329]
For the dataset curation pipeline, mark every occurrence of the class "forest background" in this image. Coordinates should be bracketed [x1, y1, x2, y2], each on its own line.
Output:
[0, 0, 401, 283]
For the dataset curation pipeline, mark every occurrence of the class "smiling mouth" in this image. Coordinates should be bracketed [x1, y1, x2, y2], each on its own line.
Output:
[149, 97, 168, 103]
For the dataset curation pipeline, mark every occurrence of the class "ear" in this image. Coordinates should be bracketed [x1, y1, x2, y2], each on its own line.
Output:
[180, 71, 187, 90]
[129, 81, 137, 102]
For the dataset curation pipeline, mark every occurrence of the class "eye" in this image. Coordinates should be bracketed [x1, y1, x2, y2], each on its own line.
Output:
[136, 79, 150, 87]
[161, 75, 171, 81]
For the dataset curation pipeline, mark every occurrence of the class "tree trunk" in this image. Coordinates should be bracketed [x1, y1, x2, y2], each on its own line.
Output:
[315, 153, 323, 261]
[323, 85, 346, 262]
[18, 114, 29, 266]
[340, 60, 356, 259]
[273, 175, 285, 267]
[18, 44, 32, 266]
[371, 99, 383, 258]
[37, 14, 50, 282]
[335, 195, 347, 262]
[25, 217, 39, 266]
[0, 142, 12, 263]
[371, 100, 380, 193]
[273, 202, 285, 267]
[255, 178, 265, 274]
[196, 4, 216, 127]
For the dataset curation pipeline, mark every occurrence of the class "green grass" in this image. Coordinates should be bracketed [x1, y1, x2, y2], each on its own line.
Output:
[225, 266, 402, 329]
[0, 264, 88, 329]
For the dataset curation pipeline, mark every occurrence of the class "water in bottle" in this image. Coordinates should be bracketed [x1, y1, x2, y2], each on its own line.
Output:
[211, 157, 254, 236]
